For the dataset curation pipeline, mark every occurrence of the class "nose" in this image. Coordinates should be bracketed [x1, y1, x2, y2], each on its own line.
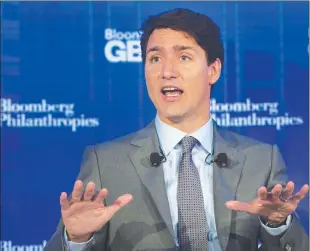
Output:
[161, 59, 178, 79]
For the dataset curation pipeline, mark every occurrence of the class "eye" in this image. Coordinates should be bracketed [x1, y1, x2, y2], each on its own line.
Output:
[180, 55, 191, 62]
[150, 56, 161, 63]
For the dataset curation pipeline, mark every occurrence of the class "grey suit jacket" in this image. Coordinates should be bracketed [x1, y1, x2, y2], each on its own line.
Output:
[44, 121, 309, 251]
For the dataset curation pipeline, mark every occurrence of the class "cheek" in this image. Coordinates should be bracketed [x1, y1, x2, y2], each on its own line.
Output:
[145, 65, 162, 87]
[145, 71, 158, 98]
[183, 59, 207, 75]
[145, 65, 161, 79]
[182, 65, 210, 87]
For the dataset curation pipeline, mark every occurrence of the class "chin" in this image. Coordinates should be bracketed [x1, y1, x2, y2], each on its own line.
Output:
[159, 110, 187, 123]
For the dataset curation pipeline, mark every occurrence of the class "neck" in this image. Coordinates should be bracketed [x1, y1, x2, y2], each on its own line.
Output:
[158, 112, 211, 134]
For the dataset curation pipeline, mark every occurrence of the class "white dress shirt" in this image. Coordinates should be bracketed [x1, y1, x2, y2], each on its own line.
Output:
[65, 115, 291, 251]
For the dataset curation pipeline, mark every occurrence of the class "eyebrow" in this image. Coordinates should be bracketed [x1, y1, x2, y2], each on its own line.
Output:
[146, 45, 195, 55]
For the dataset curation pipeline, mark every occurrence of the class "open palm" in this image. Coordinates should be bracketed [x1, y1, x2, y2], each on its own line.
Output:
[226, 181, 309, 223]
[60, 180, 132, 242]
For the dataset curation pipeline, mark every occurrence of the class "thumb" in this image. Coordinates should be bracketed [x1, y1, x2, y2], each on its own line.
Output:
[226, 201, 253, 213]
[103, 194, 133, 220]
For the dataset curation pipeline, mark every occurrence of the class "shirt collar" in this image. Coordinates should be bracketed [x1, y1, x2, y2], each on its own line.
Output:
[155, 114, 213, 155]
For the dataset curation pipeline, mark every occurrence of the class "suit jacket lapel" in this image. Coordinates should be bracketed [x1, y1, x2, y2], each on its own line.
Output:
[213, 123, 246, 251]
[127, 120, 246, 250]
[128, 122, 175, 243]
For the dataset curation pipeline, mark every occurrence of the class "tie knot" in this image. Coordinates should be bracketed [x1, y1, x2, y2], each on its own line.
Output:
[181, 136, 198, 153]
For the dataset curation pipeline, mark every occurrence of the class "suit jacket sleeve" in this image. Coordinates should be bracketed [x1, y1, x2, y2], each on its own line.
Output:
[259, 144, 309, 251]
[44, 146, 109, 251]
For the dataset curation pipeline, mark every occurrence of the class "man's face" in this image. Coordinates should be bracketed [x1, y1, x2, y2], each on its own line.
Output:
[144, 28, 221, 125]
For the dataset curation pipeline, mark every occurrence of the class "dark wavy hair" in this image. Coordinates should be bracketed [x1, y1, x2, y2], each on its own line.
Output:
[139, 8, 224, 67]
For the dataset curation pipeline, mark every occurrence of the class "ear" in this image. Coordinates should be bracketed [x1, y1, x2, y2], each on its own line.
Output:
[208, 58, 222, 85]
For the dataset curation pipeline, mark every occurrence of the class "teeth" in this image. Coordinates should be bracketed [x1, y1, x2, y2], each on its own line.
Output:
[162, 87, 181, 91]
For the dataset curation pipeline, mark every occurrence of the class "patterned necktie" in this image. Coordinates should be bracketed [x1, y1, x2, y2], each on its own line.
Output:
[177, 136, 209, 251]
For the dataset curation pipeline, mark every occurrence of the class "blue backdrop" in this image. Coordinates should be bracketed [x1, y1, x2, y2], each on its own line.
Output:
[1, 1, 309, 249]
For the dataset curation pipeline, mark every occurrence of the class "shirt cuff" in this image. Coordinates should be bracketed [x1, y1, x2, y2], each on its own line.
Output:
[63, 228, 93, 251]
[259, 214, 292, 236]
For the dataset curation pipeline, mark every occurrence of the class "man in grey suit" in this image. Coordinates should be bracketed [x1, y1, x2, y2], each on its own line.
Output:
[44, 8, 309, 251]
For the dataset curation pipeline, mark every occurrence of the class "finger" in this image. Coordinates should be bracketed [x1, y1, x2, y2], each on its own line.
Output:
[225, 201, 258, 214]
[258, 186, 268, 200]
[94, 188, 108, 203]
[83, 182, 95, 201]
[104, 194, 133, 220]
[281, 181, 294, 199]
[270, 184, 283, 200]
[292, 184, 309, 202]
[71, 180, 84, 202]
[60, 192, 70, 211]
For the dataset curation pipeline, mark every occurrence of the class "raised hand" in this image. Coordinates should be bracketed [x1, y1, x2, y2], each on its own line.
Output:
[225, 181, 309, 224]
[60, 180, 133, 242]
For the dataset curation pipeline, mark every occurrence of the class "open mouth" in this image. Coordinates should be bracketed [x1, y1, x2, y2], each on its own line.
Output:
[161, 86, 184, 97]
